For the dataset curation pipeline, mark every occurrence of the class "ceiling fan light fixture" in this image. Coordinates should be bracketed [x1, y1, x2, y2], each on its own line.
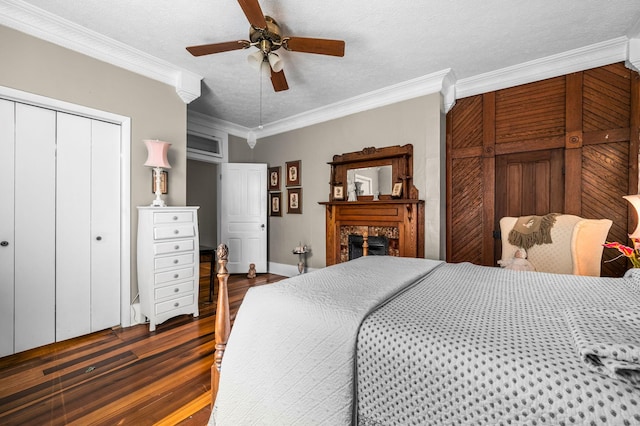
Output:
[267, 53, 283, 72]
[247, 50, 264, 70]
[247, 130, 257, 149]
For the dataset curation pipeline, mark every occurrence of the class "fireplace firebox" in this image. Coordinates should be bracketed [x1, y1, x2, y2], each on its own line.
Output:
[348, 235, 388, 260]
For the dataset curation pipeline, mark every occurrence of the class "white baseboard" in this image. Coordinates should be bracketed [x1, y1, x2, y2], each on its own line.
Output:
[268, 261, 318, 277]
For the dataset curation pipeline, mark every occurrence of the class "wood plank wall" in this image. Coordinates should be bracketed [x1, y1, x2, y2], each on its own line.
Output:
[446, 63, 640, 277]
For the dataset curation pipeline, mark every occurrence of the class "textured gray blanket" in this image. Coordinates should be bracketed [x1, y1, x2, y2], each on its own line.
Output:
[565, 307, 640, 387]
[357, 263, 640, 425]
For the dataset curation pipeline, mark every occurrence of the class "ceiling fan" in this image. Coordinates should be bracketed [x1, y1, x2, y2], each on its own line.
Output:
[186, 0, 345, 92]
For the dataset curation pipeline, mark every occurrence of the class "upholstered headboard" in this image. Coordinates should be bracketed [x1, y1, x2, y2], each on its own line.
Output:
[499, 215, 612, 276]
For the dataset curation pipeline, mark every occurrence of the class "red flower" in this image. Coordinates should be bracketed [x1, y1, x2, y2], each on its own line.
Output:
[603, 239, 640, 267]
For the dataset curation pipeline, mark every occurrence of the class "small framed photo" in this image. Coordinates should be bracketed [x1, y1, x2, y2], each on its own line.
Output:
[287, 188, 302, 214]
[268, 166, 281, 191]
[286, 160, 301, 187]
[391, 182, 403, 198]
[152, 170, 168, 194]
[333, 185, 344, 200]
[270, 192, 282, 217]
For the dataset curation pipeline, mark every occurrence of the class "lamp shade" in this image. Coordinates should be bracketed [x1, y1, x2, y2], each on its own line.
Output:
[267, 52, 283, 72]
[144, 139, 172, 169]
[623, 194, 640, 239]
[247, 50, 264, 71]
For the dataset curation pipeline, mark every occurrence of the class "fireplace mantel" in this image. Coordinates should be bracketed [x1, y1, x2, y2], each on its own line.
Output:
[319, 200, 424, 266]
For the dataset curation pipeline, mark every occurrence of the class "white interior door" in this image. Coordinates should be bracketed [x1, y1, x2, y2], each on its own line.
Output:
[14, 103, 57, 353]
[220, 163, 267, 273]
[56, 113, 121, 341]
[90, 119, 121, 331]
[0, 99, 16, 357]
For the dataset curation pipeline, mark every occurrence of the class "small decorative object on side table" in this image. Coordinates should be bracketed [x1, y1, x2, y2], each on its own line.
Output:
[293, 243, 310, 274]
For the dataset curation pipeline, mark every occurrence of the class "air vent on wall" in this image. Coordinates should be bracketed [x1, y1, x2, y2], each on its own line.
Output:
[187, 132, 222, 163]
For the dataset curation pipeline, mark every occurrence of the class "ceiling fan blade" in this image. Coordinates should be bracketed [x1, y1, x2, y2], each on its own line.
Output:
[284, 37, 345, 57]
[270, 69, 289, 92]
[237, 0, 267, 28]
[186, 40, 249, 56]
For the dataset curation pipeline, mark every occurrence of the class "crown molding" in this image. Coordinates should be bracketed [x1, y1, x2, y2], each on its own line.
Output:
[627, 38, 640, 73]
[0, 0, 202, 104]
[456, 37, 629, 99]
[253, 68, 455, 139]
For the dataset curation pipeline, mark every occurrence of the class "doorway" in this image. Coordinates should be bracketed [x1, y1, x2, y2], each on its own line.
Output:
[187, 159, 218, 248]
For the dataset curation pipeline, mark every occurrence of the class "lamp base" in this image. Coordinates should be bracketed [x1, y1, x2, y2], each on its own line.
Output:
[150, 198, 166, 207]
[150, 166, 167, 207]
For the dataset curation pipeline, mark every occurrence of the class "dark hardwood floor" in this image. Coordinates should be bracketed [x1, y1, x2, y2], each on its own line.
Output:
[0, 260, 285, 425]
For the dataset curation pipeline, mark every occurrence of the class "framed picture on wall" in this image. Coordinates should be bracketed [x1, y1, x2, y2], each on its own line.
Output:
[286, 160, 301, 187]
[270, 192, 282, 217]
[268, 166, 281, 191]
[152, 170, 168, 194]
[333, 185, 344, 200]
[287, 188, 302, 214]
[391, 182, 403, 198]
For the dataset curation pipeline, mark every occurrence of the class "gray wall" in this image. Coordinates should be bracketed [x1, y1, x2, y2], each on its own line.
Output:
[229, 94, 445, 269]
[0, 25, 187, 299]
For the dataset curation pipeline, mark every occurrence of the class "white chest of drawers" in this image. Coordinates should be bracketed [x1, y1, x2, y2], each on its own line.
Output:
[137, 206, 200, 331]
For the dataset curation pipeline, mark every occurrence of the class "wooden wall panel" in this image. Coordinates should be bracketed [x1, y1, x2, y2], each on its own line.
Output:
[450, 96, 483, 150]
[449, 157, 484, 264]
[446, 62, 638, 277]
[582, 142, 630, 276]
[495, 77, 566, 145]
[583, 64, 631, 132]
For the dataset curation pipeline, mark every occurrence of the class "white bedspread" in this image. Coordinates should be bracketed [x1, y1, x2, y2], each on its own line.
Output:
[210, 256, 443, 425]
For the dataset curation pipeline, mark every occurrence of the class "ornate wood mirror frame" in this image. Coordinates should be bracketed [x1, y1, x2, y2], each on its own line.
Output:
[328, 144, 418, 201]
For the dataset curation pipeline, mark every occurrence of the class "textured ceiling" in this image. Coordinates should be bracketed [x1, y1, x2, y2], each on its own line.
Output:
[15, 0, 640, 128]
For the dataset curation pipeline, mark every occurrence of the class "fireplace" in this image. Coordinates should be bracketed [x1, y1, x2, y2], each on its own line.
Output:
[348, 235, 388, 260]
[320, 145, 424, 266]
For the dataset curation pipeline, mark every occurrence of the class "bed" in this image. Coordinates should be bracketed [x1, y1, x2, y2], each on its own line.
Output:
[209, 245, 640, 425]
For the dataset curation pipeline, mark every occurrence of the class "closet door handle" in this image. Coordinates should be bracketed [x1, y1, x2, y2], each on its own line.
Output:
[0, 241, 8, 247]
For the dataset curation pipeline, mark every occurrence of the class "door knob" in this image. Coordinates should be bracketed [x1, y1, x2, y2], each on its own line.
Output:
[96, 236, 102, 241]
[0, 241, 8, 247]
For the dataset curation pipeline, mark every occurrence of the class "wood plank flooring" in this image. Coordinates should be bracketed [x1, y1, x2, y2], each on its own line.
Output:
[0, 261, 285, 425]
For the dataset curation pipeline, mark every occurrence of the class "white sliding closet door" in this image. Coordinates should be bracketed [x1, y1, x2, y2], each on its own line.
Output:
[0, 99, 16, 357]
[14, 103, 57, 353]
[56, 113, 120, 341]
[90, 120, 121, 331]
[0, 98, 122, 356]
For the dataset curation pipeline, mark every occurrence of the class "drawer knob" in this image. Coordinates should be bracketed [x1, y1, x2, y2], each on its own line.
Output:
[173, 259, 179, 264]
[173, 274, 179, 279]
[0, 241, 8, 247]
[174, 229, 179, 234]
[174, 288, 179, 293]
[174, 245, 180, 250]
[173, 216, 178, 220]
[96, 236, 102, 241]
[174, 302, 179, 307]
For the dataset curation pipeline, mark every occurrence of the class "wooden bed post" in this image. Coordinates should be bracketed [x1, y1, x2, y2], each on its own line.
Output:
[211, 243, 230, 406]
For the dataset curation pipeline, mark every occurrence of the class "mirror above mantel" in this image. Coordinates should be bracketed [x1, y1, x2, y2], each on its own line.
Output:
[327, 144, 419, 202]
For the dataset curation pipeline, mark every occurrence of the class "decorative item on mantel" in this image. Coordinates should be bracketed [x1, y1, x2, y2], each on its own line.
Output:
[293, 243, 310, 274]
[144, 139, 171, 207]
